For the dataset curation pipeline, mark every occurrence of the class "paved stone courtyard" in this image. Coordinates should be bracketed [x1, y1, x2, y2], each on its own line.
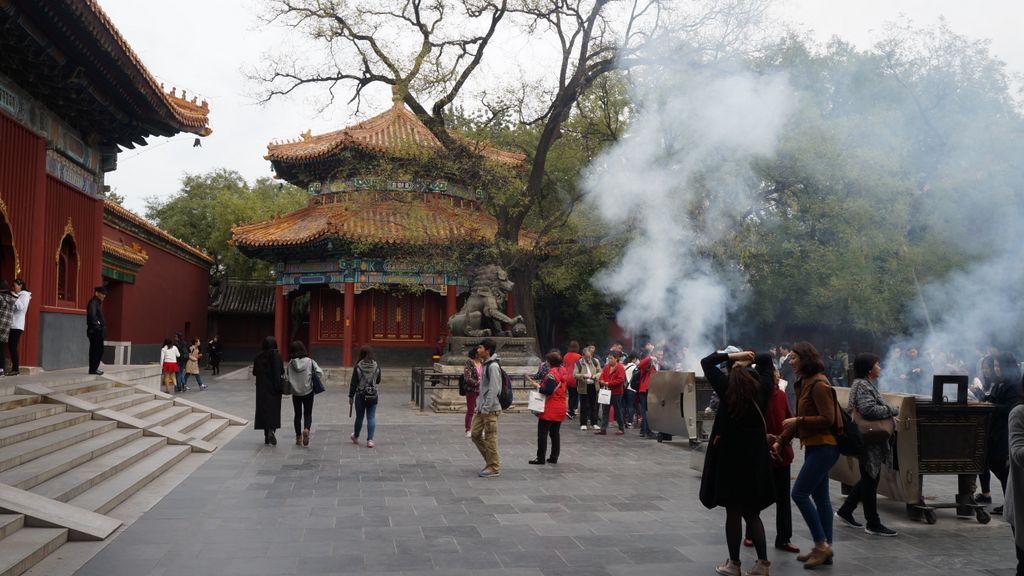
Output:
[74, 367, 1017, 576]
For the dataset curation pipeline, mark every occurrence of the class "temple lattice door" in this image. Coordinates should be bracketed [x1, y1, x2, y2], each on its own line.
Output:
[371, 290, 425, 341]
[319, 288, 345, 341]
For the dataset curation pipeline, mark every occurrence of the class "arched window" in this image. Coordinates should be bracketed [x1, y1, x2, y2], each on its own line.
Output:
[57, 234, 78, 303]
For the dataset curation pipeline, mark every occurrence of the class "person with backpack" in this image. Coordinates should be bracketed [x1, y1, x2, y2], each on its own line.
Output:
[471, 338, 503, 478]
[286, 340, 324, 446]
[530, 351, 567, 465]
[772, 341, 841, 569]
[462, 348, 483, 438]
[349, 345, 381, 448]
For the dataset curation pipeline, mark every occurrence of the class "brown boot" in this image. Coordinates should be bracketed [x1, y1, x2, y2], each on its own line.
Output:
[295, 435, 302, 446]
[803, 543, 833, 569]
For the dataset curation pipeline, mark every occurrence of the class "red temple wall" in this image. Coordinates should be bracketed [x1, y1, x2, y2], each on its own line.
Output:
[101, 223, 209, 352]
[0, 112, 46, 366]
[41, 178, 102, 310]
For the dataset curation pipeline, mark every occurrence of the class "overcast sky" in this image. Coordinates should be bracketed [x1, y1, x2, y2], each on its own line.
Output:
[98, 0, 1024, 215]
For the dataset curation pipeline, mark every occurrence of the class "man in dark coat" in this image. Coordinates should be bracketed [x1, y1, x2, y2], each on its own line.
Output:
[86, 286, 106, 375]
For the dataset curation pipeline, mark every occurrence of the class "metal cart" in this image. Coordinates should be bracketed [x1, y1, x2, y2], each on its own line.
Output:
[830, 387, 993, 525]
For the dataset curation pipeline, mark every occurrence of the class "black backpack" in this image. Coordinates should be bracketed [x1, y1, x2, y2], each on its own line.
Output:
[497, 367, 513, 410]
[628, 364, 642, 391]
[458, 373, 467, 396]
[358, 366, 379, 405]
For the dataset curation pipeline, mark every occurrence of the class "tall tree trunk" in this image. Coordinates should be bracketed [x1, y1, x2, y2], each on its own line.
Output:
[508, 262, 538, 339]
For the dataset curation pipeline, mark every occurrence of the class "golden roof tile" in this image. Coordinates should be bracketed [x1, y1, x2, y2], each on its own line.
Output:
[231, 195, 531, 250]
[265, 101, 523, 166]
[101, 236, 149, 266]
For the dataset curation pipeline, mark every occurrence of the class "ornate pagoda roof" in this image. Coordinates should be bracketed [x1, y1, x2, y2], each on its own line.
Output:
[232, 193, 531, 256]
[265, 93, 525, 183]
[0, 0, 211, 148]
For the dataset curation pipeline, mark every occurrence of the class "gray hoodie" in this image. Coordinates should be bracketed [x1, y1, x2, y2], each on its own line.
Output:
[478, 354, 503, 414]
[286, 357, 323, 396]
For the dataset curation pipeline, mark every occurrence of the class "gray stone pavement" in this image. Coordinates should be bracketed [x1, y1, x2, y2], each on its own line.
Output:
[75, 365, 1017, 576]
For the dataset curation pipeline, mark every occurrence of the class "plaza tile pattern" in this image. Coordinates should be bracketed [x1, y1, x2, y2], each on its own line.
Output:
[75, 371, 1018, 576]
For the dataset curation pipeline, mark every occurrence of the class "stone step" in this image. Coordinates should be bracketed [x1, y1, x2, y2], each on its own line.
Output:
[0, 527, 68, 576]
[0, 412, 92, 449]
[187, 418, 229, 442]
[0, 404, 65, 430]
[0, 428, 142, 490]
[0, 484, 120, 541]
[0, 515, 23, 540]
[138, 406, 193, 429]
[69, 444, 190, 514]
[161, 411, 209, 435]
[0, 421, 118, 474]
[77, 387, 135, 404]
[120, 399, 172, 419]
[29, 437, 166, 503]
[48, 380, 113, 396]
[94, 392, 155, 412]
[102, 365, 160, 384]
[0, 396, 39, 411]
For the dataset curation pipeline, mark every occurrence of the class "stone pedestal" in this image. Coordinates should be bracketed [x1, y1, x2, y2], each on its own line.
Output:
[429, 336, 540, 412]
[438, 336, 540, 372]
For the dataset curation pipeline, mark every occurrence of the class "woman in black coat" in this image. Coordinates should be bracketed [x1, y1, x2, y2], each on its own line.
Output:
[700, 349, 775, 576]
[253, 336, 284, 445]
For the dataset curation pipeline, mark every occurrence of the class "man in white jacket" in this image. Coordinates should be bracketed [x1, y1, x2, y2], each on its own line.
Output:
[8, 279, 30, 375]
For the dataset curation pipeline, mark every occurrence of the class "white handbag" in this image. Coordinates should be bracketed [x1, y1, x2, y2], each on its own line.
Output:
[597, 387, 612, 405]
[528, 390, 547, 414]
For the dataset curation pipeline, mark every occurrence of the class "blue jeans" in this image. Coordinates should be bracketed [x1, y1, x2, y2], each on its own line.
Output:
[792, 444, 839, 544]
[176, 363, 187, 390]
[183, 372, 204, 387]
[354, 395, 377, 441]
[638, 392, 650, 434]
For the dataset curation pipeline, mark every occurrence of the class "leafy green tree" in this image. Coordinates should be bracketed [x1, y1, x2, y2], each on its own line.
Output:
[145, 169, 308, 282]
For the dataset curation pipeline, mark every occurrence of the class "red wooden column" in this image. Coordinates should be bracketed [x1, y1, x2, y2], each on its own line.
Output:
[273, 285, 286, 358]
[445, 286, 457, 334]
[342, 282, 354, 367]
[505, 296, 515, 318]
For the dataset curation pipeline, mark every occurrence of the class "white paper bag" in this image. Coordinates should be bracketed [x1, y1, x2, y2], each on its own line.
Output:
[528, 390, 547, 414]
[597, 388, 612, 405]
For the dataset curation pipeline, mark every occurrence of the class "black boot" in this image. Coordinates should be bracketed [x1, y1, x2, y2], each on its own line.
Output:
[268, 430, 277, 445]
[264, 430, 270, 445]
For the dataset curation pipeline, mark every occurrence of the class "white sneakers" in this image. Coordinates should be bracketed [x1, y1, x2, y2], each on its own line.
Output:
[465, 430, 472, 438]
[580, 425, 587, 430]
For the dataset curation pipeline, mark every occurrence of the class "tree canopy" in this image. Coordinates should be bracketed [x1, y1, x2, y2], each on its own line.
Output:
[145, 169, 308, 283]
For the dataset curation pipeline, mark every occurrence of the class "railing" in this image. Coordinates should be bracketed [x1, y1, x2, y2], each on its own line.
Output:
[410, 367, 534, 412]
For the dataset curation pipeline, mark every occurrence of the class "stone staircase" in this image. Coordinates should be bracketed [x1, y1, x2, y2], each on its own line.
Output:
[0, 368, 247, 576]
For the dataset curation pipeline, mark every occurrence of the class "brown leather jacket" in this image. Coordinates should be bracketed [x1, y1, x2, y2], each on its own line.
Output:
[779, 373, 840, 445]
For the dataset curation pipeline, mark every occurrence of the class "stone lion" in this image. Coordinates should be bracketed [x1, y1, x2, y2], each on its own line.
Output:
[447, 265, 525, 337]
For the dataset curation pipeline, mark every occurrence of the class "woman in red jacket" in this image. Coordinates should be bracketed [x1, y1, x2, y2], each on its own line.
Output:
[563, 341, 582, 420]
[530, 351, 567, 465]
[597, 351, 626, 435]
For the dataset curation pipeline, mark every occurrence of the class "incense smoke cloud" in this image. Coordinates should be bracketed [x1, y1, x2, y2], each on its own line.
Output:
[584, 61, 794, 372]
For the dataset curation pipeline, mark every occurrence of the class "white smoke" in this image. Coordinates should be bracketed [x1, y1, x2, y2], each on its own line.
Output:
[584, 61, 795, 371]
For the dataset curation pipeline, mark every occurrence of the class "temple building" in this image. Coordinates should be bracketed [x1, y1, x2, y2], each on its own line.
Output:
[232, 90, 527, 366]
[0, 0, 212, 368]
